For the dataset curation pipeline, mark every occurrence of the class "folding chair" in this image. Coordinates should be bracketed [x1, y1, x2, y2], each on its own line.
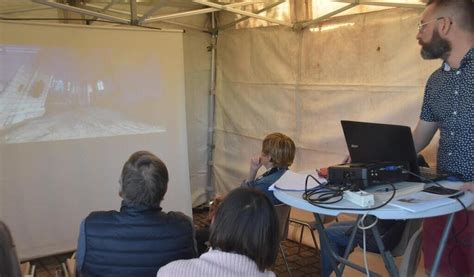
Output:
[289, 213, 337, 254]
[391, 219, 423, 276]
[274, 204, 292, 277]
[61, 252, 76, 277]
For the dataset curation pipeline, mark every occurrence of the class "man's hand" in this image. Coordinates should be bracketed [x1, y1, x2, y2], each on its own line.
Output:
[460, 182, 474, 211]
[460, 182, 474, 192]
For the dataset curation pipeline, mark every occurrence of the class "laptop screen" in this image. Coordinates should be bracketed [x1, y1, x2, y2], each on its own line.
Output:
[341, 120, 420, 178]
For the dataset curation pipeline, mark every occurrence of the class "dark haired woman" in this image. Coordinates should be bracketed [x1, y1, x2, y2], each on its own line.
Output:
[157, 187, 280, 276]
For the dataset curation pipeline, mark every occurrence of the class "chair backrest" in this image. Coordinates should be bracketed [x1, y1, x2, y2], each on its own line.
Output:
[391, 218, 423, 257]
[274, 204, 291, 241]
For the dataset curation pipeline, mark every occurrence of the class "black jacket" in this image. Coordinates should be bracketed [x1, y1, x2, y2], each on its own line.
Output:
[81, 202, 196, 277]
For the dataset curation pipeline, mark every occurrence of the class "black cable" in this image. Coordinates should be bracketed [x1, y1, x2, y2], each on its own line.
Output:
[302, 174, 397, 211]
[302, 174, 346, 204]
[452, 198, 470, 244]
[447, 198, 473, 276]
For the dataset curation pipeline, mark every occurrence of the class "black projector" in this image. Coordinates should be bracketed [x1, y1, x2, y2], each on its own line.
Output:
[328, 161, 409, 189]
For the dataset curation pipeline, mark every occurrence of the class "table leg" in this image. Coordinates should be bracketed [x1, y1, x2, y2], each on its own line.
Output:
[429, 213, 455, 277]
[314, 213, 342, 276]
[337, 215, 361, 273]
[370, 218, 399, 277]
[315, 214, 381, 277]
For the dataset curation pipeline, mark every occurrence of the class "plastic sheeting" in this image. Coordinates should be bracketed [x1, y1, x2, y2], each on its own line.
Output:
[213, 8, 441, 196]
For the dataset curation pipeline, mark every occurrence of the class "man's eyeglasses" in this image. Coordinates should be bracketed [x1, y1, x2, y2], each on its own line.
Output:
[417, 17, 445, 32]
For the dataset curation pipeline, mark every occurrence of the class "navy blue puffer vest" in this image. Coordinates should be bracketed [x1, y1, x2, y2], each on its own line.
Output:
[81, 202, 196, 277]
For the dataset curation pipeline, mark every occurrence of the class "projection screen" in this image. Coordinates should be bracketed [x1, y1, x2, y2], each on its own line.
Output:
[0, 21, 192, 259]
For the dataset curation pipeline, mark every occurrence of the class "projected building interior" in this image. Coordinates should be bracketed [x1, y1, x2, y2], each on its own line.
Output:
[0, 44, 166, 144]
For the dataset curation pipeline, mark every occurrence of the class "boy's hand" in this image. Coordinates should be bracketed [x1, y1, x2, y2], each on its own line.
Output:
[247, 156, 262, 182]
[250, 156, 262, 172]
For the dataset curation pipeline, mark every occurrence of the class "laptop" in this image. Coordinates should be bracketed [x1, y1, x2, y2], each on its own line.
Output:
[340, 120, 445, 182]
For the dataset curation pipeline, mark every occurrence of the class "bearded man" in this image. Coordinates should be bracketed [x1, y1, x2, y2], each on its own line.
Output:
[412, 0, 473, 275]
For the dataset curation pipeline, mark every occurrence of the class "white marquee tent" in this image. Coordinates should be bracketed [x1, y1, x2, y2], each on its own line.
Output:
[0, 0, 442, 260]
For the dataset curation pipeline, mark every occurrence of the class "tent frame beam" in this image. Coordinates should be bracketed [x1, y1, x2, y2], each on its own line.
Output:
[32, 0, 130, 24]
[84, 3, 209, 32]
[219, 0, 286, 30]
[89, 0, 117, 23]
[138, 0, 170, 24]
[206, 12, 217, 203]
[334, 0, 425, 9]
[129, 0, 137, 25]
[0, 6, 52, 15]
[19, 1, 426, 31]
[144, 7, 222, 24]
[100, 0, 117, 13]
[193, 0, 293, 27]
[297, 2, 359, 30]
[143, 2, 255, 24]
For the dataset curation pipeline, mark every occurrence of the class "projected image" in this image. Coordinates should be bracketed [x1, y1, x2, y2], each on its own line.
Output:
[0, 44, 166, 144]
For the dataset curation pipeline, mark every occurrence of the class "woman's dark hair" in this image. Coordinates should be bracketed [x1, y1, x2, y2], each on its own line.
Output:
[0, 221, 22, 277]
[209, 187, 280, 272]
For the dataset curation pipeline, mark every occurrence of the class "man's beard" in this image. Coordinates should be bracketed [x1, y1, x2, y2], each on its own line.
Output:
[420, 29, 451, 60]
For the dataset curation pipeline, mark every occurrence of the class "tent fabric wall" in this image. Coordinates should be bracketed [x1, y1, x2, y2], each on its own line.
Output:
[182, 29, 211, 207]
[144, 18, 211, 207]
[213, 8, 441, 196]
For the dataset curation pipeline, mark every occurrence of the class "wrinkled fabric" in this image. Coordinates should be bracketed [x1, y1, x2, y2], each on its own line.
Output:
[213, 8, 440, 196]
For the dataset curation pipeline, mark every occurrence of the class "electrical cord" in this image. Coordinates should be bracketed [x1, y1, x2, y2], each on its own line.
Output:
[303, 174, 347, 204]
[362, 226, 370, 276]
[357, 213, 378, 276]
[447, 198, 472, 276]
[302, 174, 397, 211]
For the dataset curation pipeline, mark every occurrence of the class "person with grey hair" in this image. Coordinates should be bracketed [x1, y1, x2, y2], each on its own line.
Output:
[413, 0, 473, 275]
[76, 151, 196, 277]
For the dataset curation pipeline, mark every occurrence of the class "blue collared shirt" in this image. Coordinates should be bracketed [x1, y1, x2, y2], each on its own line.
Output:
[242, 167, 287, 205]
[420, 48, 474, 182]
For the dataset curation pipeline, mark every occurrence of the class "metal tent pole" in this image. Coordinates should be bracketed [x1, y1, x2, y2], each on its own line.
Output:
[205, 12, 217, 203]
